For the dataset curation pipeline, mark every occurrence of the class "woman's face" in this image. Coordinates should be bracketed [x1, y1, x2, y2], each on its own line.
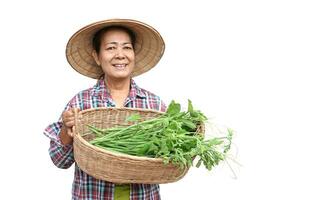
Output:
[93, 29, 135, 80]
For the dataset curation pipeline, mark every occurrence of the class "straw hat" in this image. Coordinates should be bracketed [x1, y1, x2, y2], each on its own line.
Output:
[66, 19, 165, 79]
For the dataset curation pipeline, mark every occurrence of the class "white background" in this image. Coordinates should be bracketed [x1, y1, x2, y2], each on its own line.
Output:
[0, 0, 310, 199]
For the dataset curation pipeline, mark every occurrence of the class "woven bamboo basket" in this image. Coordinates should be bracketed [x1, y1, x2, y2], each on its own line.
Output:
[73, 107, 204, 184]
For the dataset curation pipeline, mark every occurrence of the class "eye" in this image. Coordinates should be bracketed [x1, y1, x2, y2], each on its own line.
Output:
[106, 46, 116, 50]
[124, 46, 133, 50]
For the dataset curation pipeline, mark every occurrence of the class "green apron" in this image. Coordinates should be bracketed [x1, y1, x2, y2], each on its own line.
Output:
[114, 184, 130, 200]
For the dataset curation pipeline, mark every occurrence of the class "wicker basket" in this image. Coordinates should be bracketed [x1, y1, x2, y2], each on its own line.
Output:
[73, 107, 202, 184]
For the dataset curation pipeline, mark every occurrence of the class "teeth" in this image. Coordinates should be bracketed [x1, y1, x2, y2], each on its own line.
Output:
[114, 64, 126, 68]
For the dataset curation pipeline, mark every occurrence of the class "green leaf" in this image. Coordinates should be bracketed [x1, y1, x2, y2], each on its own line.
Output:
[167, 120, 181, 130]
[224, 128, 233, 153]
[188, 99, 194, 113]
[207, 138, 223, 146]
[180, 119, 197, 130]
[138, 143, 151, 155]
[196, 159, 202, 168]
[166, 100, 181, 115]
[146, 143, 159, 155]
[126, 113, 141, 122]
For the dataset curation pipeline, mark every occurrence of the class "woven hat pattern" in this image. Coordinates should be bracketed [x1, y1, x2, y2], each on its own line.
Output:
[66, 19, 165, 79]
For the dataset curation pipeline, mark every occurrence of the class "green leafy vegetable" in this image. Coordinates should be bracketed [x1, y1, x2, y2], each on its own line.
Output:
[87, 100, 233, 171]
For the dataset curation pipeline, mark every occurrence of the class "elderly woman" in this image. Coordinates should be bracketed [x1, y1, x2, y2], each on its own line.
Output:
[44, 19, 166, 200]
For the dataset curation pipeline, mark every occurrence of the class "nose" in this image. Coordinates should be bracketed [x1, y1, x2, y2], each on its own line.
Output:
[115, 48, 125, 59]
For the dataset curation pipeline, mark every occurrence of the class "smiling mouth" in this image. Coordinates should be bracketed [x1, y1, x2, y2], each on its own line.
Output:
[112, 64, 127, 70]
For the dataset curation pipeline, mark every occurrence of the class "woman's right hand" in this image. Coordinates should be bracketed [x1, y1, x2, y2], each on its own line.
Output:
[60, 108, 80, 145]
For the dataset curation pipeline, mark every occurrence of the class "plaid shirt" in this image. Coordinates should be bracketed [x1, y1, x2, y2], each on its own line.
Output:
[44, 79, 166, 200]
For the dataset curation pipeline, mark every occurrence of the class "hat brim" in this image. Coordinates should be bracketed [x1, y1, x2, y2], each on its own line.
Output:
[66, 19, 165, 79]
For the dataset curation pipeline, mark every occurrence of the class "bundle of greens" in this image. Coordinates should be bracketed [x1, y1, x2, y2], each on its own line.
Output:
[88, 100, 233, 171]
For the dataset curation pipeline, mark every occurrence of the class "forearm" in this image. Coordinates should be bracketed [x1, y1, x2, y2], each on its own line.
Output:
[49, 138, 74, 169]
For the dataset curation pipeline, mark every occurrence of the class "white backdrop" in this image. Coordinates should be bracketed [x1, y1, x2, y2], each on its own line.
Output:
[0, 0, 310, 199]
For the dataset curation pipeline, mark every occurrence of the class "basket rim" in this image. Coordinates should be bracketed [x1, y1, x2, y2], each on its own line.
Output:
[78, 107, 165, 115]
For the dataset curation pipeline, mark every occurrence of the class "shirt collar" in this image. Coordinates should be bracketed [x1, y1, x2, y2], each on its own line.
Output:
[92, 78, 146, 101]
[128, 79, 146, 99]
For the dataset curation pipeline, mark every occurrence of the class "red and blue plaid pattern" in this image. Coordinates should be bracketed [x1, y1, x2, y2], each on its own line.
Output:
[44, 79, 166, 200]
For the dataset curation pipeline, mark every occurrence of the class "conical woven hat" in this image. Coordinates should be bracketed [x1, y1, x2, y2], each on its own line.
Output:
[66, 19, 165, 79]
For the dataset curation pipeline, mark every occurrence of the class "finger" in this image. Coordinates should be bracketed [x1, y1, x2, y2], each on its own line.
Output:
[64, 116, 75, 122]
[64, 121, 75, 128]
[67, 128, 73, 137]
[64, 109, 74, 116]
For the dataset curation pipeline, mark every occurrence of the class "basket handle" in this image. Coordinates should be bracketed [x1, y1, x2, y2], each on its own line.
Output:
[67, 108, 80, 137]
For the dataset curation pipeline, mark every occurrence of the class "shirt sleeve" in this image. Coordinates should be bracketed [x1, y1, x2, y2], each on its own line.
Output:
[43, 96, 78, 169]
